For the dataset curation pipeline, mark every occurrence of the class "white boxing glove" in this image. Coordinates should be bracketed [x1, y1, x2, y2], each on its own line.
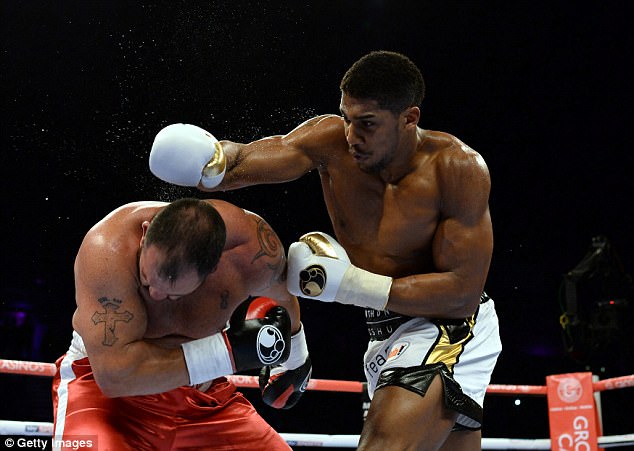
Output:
[149, 123, 226, 188]
[287, 232, 393, 311]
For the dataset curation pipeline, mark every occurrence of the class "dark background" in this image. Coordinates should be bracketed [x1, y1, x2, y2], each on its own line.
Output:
[2, 0, 633, 446]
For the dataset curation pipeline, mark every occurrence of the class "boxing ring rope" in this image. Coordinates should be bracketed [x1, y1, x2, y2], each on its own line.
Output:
[1, 359, 633, 449]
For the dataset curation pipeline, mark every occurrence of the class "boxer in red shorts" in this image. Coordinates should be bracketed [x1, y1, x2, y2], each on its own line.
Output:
[52, 198, 312, 450]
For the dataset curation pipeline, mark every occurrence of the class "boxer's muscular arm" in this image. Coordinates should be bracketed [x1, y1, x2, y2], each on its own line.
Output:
[286, 150, 492, 319]
[207, 115, 342, 191]
[73, 233, 190, 398]
[388, 150, 493, 318]
[240, 209, 301, 333]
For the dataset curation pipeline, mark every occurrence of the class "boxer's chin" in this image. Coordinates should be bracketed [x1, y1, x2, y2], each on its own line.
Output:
[357, 159, 384, 175]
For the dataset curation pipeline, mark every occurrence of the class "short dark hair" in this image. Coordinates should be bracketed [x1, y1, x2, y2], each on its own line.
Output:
[144, 198, 226, 281]
[340, 50, 425, 114]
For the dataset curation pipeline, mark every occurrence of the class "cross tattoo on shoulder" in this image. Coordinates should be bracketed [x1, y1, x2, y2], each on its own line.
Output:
[91, 297, 134, 346]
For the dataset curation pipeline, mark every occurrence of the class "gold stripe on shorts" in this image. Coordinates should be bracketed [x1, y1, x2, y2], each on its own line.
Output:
[426, 314, 476, 372]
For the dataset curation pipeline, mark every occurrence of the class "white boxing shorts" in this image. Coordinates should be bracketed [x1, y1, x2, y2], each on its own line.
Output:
[363, 296, 501, 430]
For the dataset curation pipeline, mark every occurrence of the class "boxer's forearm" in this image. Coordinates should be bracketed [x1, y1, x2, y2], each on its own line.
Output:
[388, 272, 483, 319]
[209, 138, 314, 191]
[90, 341, 190, 398]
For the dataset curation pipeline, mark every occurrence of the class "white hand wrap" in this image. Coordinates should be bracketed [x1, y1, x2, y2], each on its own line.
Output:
[282, 324, 309, 371]
[181, 333, 233, 385]
[338, 265, 393, 310]
[287, 232, 392, 311]
[149, 123, 226, 188]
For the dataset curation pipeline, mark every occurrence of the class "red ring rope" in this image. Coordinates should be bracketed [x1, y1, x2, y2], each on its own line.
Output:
[1, 358, 632, 395]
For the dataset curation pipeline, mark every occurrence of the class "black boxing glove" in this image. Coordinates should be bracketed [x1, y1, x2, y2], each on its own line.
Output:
[259, 324, 312, 409]
[181, 297, 291, 385]
[228, 297, 292, 370]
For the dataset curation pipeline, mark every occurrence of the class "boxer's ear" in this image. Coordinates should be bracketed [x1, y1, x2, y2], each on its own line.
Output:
[140, 221, 151, 247]
[402, 106, 420, 129]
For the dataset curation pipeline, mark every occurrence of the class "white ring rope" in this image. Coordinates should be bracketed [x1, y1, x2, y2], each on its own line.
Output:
[0, 421, 632, 449]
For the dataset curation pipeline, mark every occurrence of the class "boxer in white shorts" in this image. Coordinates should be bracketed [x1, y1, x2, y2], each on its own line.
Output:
[363, 293, 501, 430]
[148, 50, 500, 450]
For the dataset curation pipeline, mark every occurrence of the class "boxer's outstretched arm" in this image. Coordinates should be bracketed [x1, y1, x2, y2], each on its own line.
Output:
[149, 115, 344, 191]
[214, 115, 343, 191]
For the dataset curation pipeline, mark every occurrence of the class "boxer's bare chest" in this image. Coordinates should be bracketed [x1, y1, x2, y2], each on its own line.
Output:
[321, 163, 440, 276]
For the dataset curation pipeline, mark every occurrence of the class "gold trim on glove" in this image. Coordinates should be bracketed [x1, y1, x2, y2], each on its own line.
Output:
[202, 141, 226, 178]
[300, 232, 339, 259]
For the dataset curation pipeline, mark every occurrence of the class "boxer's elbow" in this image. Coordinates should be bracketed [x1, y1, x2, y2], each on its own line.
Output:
[93, 366, 132, 398]
[96, 381, 126, 398]
[92, 358, 143, 398]
[448, 285, 483, 318]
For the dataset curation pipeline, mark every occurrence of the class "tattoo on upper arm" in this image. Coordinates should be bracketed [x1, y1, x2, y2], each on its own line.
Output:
[91, 297, 134, 346]
[251, 217, 286, 286]
[252, 218, 279, 260]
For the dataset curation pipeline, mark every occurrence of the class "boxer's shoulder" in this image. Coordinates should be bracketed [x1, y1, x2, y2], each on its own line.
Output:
[87, 201, 167, 235]
[287, 114, 348, 155]
[297, 114, 342, 130]
[307, 114, 347, 143]
[421, 131, 483, 165]
[78, 202, 157, 268]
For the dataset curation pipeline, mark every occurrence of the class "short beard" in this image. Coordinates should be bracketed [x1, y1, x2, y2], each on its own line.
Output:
[360, 154, 390, 174]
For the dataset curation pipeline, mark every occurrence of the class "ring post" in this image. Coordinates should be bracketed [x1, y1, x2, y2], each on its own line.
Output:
[546, 372, 602, 451]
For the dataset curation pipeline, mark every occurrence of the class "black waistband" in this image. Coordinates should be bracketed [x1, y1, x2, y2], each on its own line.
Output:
[366, 292, 490, 341]
[365, 309, 412, 341]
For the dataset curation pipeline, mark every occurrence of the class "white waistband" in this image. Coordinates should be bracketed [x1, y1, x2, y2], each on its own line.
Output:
[68, 330, 87, 358]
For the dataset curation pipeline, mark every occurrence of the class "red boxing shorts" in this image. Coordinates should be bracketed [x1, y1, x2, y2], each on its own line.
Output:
[52, 332, 290, 450]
